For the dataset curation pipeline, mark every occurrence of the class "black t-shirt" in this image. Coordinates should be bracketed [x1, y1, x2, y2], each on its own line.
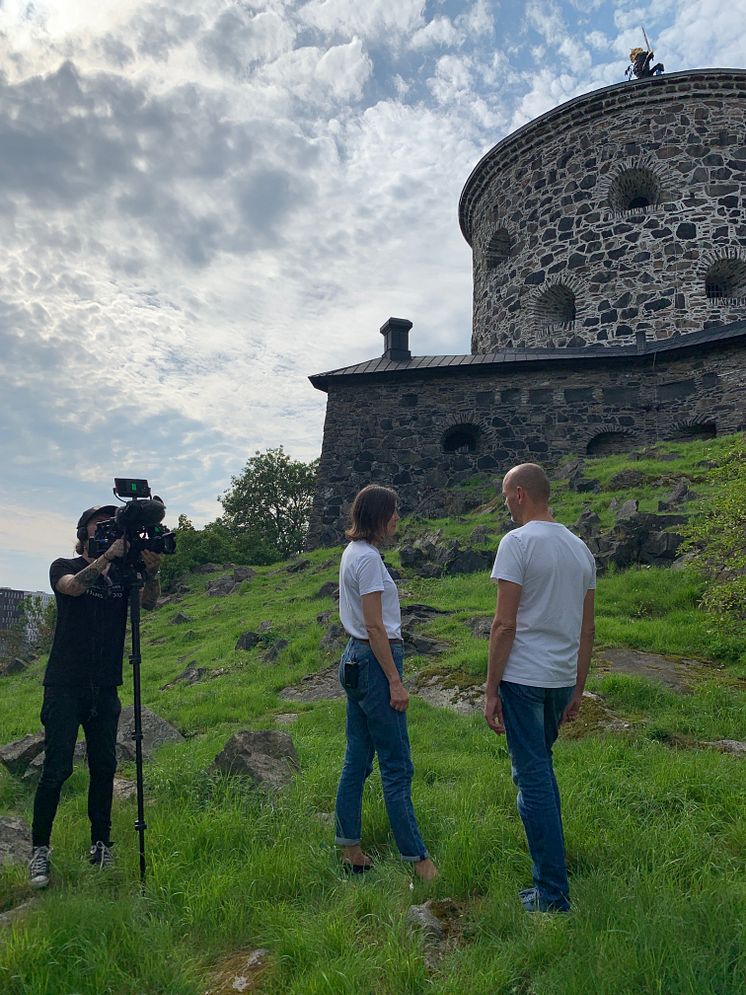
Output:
[44, 557, 129, 687]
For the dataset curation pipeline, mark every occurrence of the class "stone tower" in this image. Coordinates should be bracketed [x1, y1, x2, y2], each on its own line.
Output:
[307, 70, 746, 548]
[461, 70, 746, 353]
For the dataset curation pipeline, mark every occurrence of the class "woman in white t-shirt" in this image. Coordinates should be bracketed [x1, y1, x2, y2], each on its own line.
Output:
[334, 484, 437, 880]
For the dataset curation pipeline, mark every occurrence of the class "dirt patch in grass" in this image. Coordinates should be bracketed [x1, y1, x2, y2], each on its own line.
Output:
[593, 647, 733, 693]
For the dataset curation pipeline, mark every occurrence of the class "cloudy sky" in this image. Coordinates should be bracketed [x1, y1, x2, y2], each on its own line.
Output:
[1, 0, 744, 592]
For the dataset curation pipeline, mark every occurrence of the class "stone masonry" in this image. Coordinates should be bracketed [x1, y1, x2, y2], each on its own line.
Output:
[307, 71, 746, 547]
[461, 70, 746, 352]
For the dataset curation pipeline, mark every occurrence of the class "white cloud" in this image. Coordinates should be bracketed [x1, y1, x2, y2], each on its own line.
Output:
[298, 0, 425, 44]
[410, 16, 460, 51]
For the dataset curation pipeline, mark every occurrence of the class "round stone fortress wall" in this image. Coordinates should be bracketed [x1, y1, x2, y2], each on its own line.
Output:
[460, 70, 746, 354]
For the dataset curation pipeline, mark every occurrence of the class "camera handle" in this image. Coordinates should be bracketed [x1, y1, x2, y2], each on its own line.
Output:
[119, 558, 148, 887]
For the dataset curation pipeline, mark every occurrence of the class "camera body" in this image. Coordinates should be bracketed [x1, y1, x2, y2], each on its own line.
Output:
[87, 479, 176, 560]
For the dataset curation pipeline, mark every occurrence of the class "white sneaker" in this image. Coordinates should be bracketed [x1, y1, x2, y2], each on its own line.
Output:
[29, 846, 51, 889]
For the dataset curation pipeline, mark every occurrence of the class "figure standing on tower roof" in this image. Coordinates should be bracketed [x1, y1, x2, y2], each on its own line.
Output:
[627, 47, 665, 79]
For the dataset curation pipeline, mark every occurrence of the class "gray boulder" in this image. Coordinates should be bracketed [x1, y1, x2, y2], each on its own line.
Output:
[116, 707, 184, 762]
[160, 665, 207, 690]
[0, 816, 31, 866]
[407, 901, 445, 941]
[211, 730, 299, 791]
[171, 612, 193, 625]
[658, 479, 695, 512]
[0, 733, 45, 778]
[443, 549, 493, 575]
[402, 630, 448, 656]
[286, 558, 310, 573]
[233, 566, 255, 582]
[615, 499, 639, 520]
[608, 468, 648, 490]
[573, 507, 601, 537]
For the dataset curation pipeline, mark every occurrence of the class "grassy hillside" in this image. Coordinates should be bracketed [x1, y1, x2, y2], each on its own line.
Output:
[1, 436, 745, 994]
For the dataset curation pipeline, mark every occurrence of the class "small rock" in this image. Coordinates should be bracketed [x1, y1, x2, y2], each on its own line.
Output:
[608, 468, 648, 490]
[117, 707, 184, 762]
[207, 574, 237, 597]
[407, 901, 445, 941]
[280, 665, 342, 702]
[286, 559, 310, 573]
[316, 611, 332, 626]
[233, 566, 255, 582]
[573, 506, 601, 537]
[465, 616, 492, 639]
[0, 658, 27, 676]
[615, 499, 639, 520]
[443, 549, 493, 575]
[321, 623, 346, 649]
[402, 631, 448, 656]
[0, 816, 31, 865]
[112, 777, 138, 800]
[315, 582, 340, 600]
[258, 620, 273, 632]
[263, 639, 289, 663]
[274, 713, 299, 725]
[470, 525, 494, 544]
[235, 631, 260, 652]
[0, 733, 45, 778]
[0, 899, 36, 929]
[160, 665, 207, 691]
[211, 730, 299, 791]
[191, 562, 222, 574]
[171, 612, 193, 625]
[706, 739, 746, 757]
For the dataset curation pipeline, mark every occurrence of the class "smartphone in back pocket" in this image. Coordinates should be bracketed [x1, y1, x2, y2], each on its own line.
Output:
[343, 662, 359, 689]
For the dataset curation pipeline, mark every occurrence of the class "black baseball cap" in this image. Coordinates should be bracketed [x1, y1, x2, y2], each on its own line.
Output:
[76, 505, 117, 534]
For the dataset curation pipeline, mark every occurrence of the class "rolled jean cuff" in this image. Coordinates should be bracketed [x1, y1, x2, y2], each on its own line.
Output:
[335, 836, 361, 846]
[400, 851, 429, 863]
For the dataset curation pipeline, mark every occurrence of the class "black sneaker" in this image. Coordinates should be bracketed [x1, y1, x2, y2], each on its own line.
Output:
[29, 846, 51, 889]
[88, 841, 114, 870]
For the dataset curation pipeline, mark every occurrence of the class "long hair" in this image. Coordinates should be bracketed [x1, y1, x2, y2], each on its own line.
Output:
[345, 485, 398, 544]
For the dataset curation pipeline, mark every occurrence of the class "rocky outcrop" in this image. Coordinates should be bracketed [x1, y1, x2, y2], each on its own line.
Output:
[399, 532, 493, 578]
[0, 733, 45, 778]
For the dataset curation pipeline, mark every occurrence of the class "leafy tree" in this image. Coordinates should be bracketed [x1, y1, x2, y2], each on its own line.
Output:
[158, 514, 276, 589]
[19, 595, 57, 654]
[682, 435, 746, 636]
[220, 447, 319, 558]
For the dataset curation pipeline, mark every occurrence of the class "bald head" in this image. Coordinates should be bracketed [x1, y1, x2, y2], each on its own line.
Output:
[503, 463, 551, 504]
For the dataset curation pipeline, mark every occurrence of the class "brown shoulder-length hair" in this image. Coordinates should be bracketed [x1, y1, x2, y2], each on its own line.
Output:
[345, 485, 398, 544]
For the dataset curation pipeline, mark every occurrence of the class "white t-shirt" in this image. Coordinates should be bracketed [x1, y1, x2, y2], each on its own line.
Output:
[491, 521, 596, 688]
[339, 541, 402, 640]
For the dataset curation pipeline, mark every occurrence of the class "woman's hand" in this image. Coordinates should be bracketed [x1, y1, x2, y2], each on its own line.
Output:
[389, 678, 409, 712]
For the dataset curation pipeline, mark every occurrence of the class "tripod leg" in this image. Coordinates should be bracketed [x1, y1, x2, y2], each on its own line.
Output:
[128, 579, 148, 886]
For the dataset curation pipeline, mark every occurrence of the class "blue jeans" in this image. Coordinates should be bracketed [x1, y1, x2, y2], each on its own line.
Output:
[499, 680, 574, 911]
[335, 638, 428, 862]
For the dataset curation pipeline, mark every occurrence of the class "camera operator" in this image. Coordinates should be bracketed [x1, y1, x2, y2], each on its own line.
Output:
[28, 506, 161, 889]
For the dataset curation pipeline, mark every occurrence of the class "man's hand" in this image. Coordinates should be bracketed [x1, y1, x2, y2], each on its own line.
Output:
[484, 692, 505, 735]
[561, 692, 583, 725]
[389, 679, 409, 712]
[141, 551, 162, 579]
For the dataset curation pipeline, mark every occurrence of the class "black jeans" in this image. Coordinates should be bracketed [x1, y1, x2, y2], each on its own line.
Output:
[32, 686, 121, 847]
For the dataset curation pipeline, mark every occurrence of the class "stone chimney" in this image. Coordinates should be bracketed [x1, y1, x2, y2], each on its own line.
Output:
[380, 317, 412, 361]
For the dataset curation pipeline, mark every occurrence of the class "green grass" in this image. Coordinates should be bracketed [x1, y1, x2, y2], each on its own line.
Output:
[1, 436, 745, 993]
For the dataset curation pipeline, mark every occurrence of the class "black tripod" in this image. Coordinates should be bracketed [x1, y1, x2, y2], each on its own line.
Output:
[119, 555, 149, 886]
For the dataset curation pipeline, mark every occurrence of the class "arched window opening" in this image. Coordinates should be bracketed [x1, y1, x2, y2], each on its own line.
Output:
[535, 284, 576, 328]
[442, 424, 480, 454]
[486, 228, 512, 268]
[586, 432, 632, 457]
[670, 422, 717, 442]
[608, 167, 662, 213]
[705, 258, 746, 300]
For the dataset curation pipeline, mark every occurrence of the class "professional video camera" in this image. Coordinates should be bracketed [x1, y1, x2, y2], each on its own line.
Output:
[88, 478, 176, 560]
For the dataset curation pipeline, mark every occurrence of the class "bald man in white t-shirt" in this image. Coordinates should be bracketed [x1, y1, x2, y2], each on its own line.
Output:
[485, 463, 596, 913]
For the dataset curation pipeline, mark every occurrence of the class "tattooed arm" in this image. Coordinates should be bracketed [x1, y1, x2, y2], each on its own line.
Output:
[140, 551, 162, 611]
[55, 538, 127, 597]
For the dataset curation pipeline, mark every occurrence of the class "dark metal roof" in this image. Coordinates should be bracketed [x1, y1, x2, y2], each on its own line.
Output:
[309, 319, 746, 392]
